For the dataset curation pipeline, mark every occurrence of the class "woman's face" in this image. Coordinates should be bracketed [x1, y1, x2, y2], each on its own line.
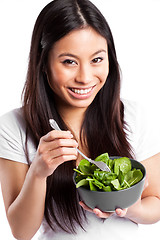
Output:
[47, 27, 109, 111]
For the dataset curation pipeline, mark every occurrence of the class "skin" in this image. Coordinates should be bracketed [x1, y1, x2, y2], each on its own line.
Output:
[47, 27, 109, 134]
[0, 27, 160, 240]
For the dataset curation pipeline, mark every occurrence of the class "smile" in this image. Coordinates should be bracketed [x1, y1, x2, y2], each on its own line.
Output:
[67, 86, 95, 100]
[70, 87, 92, 95]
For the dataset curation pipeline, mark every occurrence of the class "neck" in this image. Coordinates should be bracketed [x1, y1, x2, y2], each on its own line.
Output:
[58, 105, 87, 137]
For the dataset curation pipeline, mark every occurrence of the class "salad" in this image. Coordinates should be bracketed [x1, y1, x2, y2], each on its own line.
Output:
[74, 153, 143, 192]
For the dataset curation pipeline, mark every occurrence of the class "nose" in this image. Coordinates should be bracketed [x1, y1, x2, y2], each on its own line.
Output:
[75, 64, 92, 84]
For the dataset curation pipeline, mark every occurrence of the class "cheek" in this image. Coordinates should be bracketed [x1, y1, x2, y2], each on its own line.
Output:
[103, 61, 109, 79]
[49, 65, 75, 87]
[98, 67, 109, 84]
[48, 69, 65, 90]
[96, 60, 109, 83]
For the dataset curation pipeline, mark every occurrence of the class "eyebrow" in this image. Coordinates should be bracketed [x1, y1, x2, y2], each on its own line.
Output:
[58, 49, 107, 59]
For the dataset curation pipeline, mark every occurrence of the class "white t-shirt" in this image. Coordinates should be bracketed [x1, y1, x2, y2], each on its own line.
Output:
[0, 99, 159, 240]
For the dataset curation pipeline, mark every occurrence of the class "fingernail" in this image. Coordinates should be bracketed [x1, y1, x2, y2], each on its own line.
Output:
[116, 209, 121, 215]
[93, 209, 99, 215]
[67, 131, 73, 137]
[75, 141, 78, 147]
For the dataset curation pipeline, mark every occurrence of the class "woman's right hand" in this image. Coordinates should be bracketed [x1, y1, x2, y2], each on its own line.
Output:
[31, 130, 78, 179]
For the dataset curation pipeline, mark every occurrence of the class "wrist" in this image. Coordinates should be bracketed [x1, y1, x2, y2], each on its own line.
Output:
[28, 162, 48, 182]
[125, 199, 142, 223]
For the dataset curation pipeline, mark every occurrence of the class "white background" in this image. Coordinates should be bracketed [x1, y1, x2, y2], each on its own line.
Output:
[0, 0, 160, 239]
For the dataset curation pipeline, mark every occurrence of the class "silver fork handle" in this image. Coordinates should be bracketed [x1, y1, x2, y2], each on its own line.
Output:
[49, 119, 61, 131]
[76, 148, 92, 162]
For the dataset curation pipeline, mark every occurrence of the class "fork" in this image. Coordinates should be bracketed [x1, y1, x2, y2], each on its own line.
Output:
[49, 119, 111, 172]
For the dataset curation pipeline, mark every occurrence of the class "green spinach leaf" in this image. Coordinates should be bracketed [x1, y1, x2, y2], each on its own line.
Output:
[74, 153, 143, 192]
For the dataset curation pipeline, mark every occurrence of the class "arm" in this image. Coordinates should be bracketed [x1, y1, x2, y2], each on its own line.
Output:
[124, 152, 160, 224]
[0, 130, 78, 240]
[0, 159, 46, 240]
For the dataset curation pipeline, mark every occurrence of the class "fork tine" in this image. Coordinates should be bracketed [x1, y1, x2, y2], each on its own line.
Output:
[95, 161, 111, 172]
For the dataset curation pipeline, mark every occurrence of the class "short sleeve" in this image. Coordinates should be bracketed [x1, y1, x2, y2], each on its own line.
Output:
[134, 104, 160, 161]
[123, 99, 160, 161]
[0, 109, 35, 165]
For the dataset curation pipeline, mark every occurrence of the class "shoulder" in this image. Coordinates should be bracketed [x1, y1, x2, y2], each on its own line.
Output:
[121, 99, 160, 161]
[121, 98, 140, 133]
[121, 98, 146, 137]
[122, 98, 139, 118]
[122, 98, 150, 132]
[0, 108, 26, 137]
[0, 108, 36, 165]
[0, 108, 24, 123]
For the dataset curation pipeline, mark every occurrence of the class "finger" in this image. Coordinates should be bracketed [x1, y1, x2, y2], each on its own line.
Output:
[79, 201, 114, 218]
[38, 138, 78, 153]
[115, 208, 128, 217]
[51, 138, 78, 150]
[50, 154, 78, 167]
[43, 130, 73, 142]
[49, 146, 78, 159]
[39, 149, 78, 170]
[79, 201, 94, 213]
[93, 208, 114, 218]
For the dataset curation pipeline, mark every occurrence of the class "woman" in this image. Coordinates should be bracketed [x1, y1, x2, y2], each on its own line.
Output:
[0, 0, 160, 239]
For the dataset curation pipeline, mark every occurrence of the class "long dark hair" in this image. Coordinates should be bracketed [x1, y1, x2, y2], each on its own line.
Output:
[22, 0, 133, 234]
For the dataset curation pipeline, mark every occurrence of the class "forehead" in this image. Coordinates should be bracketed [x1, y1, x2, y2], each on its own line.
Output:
[51, 27, 108, 57]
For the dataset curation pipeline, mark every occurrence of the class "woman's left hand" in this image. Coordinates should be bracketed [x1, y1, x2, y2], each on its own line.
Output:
[79, 201, 127, 218]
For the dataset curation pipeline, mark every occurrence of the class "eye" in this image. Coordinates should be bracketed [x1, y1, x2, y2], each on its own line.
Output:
[62, 59, 77, 65]
[92, 57, 103, 64]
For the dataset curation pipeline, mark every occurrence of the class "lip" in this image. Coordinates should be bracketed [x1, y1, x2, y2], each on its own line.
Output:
[67, 85, 96, 100]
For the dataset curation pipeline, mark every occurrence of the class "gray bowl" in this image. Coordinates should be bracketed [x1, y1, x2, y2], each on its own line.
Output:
[73, 158, 146, 212]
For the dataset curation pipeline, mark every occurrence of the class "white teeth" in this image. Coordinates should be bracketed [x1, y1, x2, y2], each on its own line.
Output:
[71, 87, 92, 94]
